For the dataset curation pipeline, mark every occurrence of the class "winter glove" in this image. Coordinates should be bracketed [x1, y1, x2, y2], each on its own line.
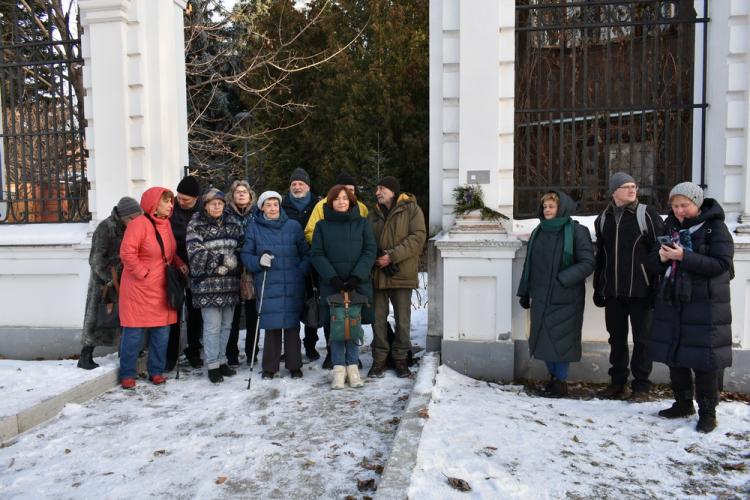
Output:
[223, 252, 238, 271]
[216, 265, 229, 276]
[518, 295, 530, 309]
[343, 276, 360, 291]
[330, 276, 346, 291]
[259, 252, 274, 269]
[593, 292, 606, 308]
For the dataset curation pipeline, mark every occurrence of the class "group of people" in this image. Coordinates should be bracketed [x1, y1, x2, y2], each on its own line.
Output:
[518, 172, 734, 433]
[78, 169, 427, 391]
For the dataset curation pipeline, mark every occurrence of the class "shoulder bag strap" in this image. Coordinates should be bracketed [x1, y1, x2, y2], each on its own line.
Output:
[146, 215, 168, 265]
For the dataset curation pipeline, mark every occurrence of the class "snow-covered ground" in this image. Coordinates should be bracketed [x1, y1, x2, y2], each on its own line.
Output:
[409, 367, 750, 499]
[0, 277, 428, 499]
[0, 356, 119, 418]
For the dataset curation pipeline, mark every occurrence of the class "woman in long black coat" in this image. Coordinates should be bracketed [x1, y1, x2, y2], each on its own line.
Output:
[647, 182, 734, 433]
[517, 191, 595, 397]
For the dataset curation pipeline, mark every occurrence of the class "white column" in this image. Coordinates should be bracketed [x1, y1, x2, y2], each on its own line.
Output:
[458, 0, 515, 220]
[428, 0, 444, 235]
[79, 0, 132, 222]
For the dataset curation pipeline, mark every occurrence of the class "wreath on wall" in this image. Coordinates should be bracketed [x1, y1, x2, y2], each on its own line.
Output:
[452, 184, 508, 221]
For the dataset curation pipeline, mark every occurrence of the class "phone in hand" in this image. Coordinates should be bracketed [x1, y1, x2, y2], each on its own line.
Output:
[657, 235, 675, 247]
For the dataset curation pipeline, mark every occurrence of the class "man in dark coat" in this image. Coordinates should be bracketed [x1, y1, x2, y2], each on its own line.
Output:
[593, 172, 664, 400]
[647, 182, 733, 433]
[166, 175, 203, 369]
[517, 191, 595, 397]
[78, 197, 142, 369]
[281, 167, 321, 361]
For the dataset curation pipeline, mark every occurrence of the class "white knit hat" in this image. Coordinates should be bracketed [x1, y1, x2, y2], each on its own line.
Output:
[257, 190, 282, 209]
[669, 182, 704, 207]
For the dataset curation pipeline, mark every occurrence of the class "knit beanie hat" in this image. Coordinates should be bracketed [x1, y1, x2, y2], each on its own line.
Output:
[176, 176, 201, 197]
[203, 187, 225, 206]
[116, 196, 142, 218]
[609, 172, 636, 192]
[290, 167, 311, 187]
[669, 182, 704, 207]
[377, 176, 400, 194]
[335, 171, 356, 187]
[257, 190, 282, 209]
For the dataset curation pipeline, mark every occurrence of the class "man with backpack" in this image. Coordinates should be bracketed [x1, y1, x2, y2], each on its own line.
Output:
[593, 172, 664, 401]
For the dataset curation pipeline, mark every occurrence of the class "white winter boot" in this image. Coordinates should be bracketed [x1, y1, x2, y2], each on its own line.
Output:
[331, 365, 346, 390]
[346, 364, 364, 388]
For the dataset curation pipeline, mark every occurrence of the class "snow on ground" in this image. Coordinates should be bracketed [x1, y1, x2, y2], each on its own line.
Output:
[0, 275, 428, 499]
[0, 355, 119, 418]
[409, 366, 750, 499]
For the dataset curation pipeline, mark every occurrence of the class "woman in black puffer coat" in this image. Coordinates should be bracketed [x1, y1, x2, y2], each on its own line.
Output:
[517, 190, 595, 398]
[647, 182, 734, 433]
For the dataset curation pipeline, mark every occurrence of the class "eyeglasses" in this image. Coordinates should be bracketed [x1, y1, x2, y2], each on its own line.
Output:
[617, 184, 638, 191]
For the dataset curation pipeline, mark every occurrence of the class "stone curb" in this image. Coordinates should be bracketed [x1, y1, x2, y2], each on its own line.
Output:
[376, 352, 440, 500]
[1, 358, 145, 443]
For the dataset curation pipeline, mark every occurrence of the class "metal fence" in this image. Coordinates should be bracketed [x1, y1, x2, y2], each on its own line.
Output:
[514, 0, 708, 218]
[0, 5, 89, 223]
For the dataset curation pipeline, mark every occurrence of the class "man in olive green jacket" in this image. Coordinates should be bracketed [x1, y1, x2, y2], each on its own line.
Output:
[368, 176, 426, 378]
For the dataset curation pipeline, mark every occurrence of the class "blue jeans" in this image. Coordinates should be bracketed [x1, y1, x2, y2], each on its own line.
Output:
[202, 306, 235, 369]
[119, 326, 170, 380]
[330, 340, 359, 366]
[545, 361, 570, 381]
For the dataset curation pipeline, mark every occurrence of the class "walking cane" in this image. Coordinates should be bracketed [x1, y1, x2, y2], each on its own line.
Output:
[247, 269, 267, 390]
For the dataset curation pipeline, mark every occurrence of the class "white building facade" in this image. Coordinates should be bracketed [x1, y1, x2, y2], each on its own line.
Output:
[428, 0, 750, 391]
[0, 0, 188, 358]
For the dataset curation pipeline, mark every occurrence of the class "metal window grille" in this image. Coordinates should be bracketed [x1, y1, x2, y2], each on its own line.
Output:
[514, 0, 708, 218]
[0, 4, 89, 223]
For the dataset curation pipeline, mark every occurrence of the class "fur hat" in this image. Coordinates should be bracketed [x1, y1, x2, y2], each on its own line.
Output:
[202, 187, 225, 206]
[609, 172, 636, 193]
[176, 176, 201, 197]
[116, 196, 142, 218]
[377, 176, 400, 194]
[669, 182, 704, 207]
[257, 190, 282, 209]
[289, 167, 311, 187]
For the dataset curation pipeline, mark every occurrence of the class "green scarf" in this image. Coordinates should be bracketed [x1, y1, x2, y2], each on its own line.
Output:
[518, 216, 574, 296]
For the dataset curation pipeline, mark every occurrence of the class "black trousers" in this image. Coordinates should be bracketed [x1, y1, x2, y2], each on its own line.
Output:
[262, 327, 302, 373]
[302, 271, 320, 351]
[670, 366, 720, 402]
[167, 288, 203, 363]
[226, 298, 259, 362]
[604, 297, 653, 391]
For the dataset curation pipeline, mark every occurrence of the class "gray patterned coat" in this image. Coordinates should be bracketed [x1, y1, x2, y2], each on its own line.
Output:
[81, 207, 127, 347]
[187, 210, 244, 308]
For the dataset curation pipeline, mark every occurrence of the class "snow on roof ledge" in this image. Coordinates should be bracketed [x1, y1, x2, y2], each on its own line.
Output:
[0, 223, 91, 247]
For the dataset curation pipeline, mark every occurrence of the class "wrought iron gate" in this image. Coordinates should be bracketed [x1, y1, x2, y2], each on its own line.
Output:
[514, 0, 708, 218]
[0, 4, 89, 223]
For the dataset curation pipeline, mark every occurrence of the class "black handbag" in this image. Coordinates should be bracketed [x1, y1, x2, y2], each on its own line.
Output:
[302, 285, 320, 328]
[95, 298, 120, 329]
[147, 216, 186, 310]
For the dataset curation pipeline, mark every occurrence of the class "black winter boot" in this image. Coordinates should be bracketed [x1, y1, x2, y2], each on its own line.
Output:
[368, 360, 387, 378]
[696, 397, 718, 433]
[77, 346, 99, 370]
[658, 390, 696, 419]
[544, 378, 568, 398]
[208, 368, 224, 384]
[219, 364, 236, 377]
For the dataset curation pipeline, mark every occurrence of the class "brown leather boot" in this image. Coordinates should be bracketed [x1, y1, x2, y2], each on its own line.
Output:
[394, 359, 412, 378]
[368, 360, 387, 378]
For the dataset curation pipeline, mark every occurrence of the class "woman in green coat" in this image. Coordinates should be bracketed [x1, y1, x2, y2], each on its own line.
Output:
[312, 185, 377, 389]
[517, 190, 595, 397]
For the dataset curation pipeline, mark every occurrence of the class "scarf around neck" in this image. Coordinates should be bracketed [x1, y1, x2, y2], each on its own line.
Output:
[518, 216, 574, 295]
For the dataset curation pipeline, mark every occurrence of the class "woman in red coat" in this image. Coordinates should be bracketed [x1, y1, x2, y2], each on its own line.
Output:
[118, 187, 186, 389]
